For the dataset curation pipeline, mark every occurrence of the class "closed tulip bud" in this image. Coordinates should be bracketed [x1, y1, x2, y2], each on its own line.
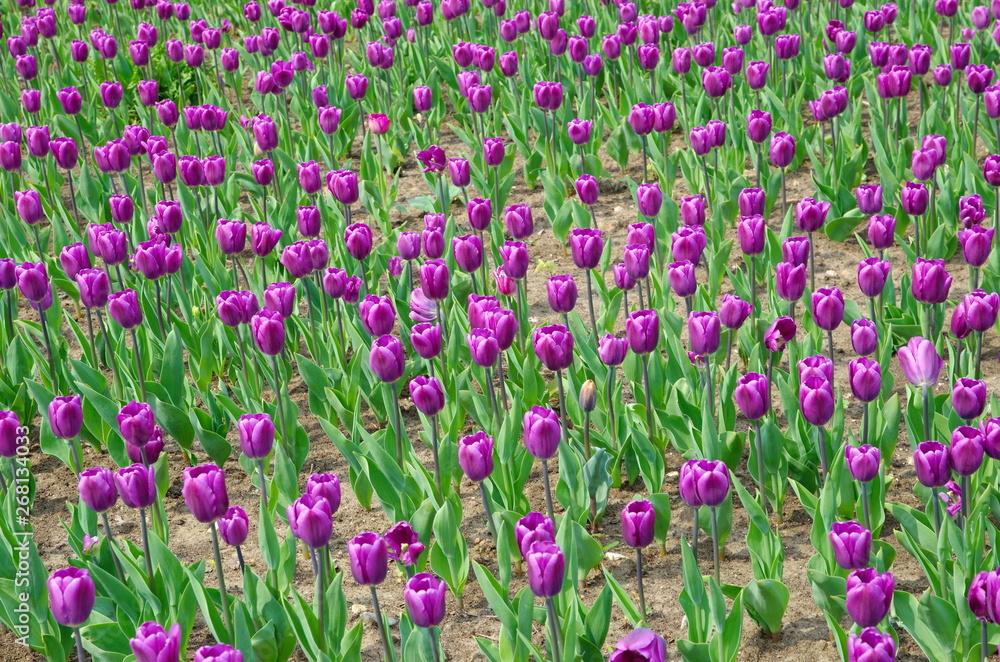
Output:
[115, 464, 157, 509]
[14, 190, 43, 225]
[849, 319, 877, 356]
[546, 275, 577, 314]
[846, 568, 894, 628]
[621, 500, 655, 548]
[117, 401, 156, 447]
[215, 506, 249, 547]
[609, 628, 667, 662]
[719, 294, 752, 330]
[466, 198, 492, 231]
[764, 131, 796, 169]
[304, 473, 341, 515]
[47, 568, 95, 627]
[811, 287, 844, 330]
[525, 541, 565, 597]
[948, 428, 985, 476]
[409, 375, 445, 416]
[775, 262, 806, 302]
[78, 467, 118, 512]
[667, 260, 696, 298]
[913, 441, 950, 487]
[348, 531, 388, 584]
[107, 289, 143, 329]
[847, 627, 897, 662]
[251, 308, 286, 355]
[359, 295, 396, 336]
[897, 337, 943, 388]
[964, 290, 1000, 331]
[867, 214, 896, 249]
[637, 182, 663, 217]
[689, 125, 712, 155]
[672, 226, 707, 265]
[800, 377, 834, 427]
[734, 372, 769, 419]
[953, 378, 988, 420]
[737, 214, 765, 255]
[901, 181, 929, 215]
[688, 311, 721, 356]
[598, 335, 629, 366]
[829, 521, 872, 570]
[129, 622, 182, 662]
[679, 194, 706, 226]
[370, 334, 405, 382]
[845, 444, 881, 482]
[404, 573, 447, 628]
[521, 405, 561, 459]
[193, 644, 242, 662]
[448, 157, 471, 187]
[504, 204, 534, 238]
[0, 411, 22, 458]
[343, 222, 373, 261]
[408, 323, 441, 361]
[533, 324, 573, 370]
[626, 309, 660, 354]
[567, 118, 592, 145]
[855, 184, 883, 215]
[569, 229, 603, 269]
[238, 413, 274, 459]
[958, 225, 994, 266]
[799, 355, 833, 383]
[795, 197, 830, 233]
[682, 459, 730, 507]
[575, 174, 598, 206]
[287, 494, 333, 549]
[911, 258, 952, 304]
[856, 258, 890, 298]
[182, 464, 229, 524]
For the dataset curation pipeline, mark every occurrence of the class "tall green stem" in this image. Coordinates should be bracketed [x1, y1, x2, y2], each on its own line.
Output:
[211, 522, 233, 642]
[545, 598, 562, 662]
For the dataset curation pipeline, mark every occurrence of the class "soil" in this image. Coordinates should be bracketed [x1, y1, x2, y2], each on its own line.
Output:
[17, 82, 961, 661]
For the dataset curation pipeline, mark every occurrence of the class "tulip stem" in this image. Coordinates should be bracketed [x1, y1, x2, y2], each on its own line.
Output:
[74, 627, 87, 662]
[236, 545, 246, 575]
[270, 356, 291, 459]
[555, 369, 570, 443]
[585, 270, 599, 346]
[430, 627, 442, 662]
[101, 512, 126, 583]
[485, 366, 501, 430]
[921, 386, 932, 449]
[369, 586, 396, 662]
[138, 507, 155, 596]
[725, 329, 733, 371]
[606, 367, 618, 450]
[931, 486, 941, 533]
[315, 545, 325, 652]
[961, 474, 971, 530]
[541, 458, 556, 522]
[710, 506, 721, 584]
[641, 355, 655, 454]
[130, 329, 147, 403]
[84, 308, 99, 370]
[545, 598, 562, 662]
[749, 255, 757, 338]
[818, 426, 828, 485]
[862, 401, 870, 449]
[862, 482, 872, 533]
[808, 231, 815, 293]
[68, 437, 82, 476]
[976, 330, 984, 380]
[827, 329, 835, 378]
[635, 547, 647, 621]
[479, 482, 498, 539]
[498, 352, 510, 412]
[753, 420, 767, 518]
[257, 459, 268, 512]
[430, 414, 442, 502]
[153, 280, 166, 339]
[691, 506, 699, 562]
[391, 382, 404, 468]
[38, 309, 58, 389]
[210, 522, 234, 642]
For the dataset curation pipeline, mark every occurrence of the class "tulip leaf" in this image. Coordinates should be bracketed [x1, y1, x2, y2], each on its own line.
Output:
[893, 590, 959, 661]
[600, 566, 642, 627]
[742, 579, 789, 636]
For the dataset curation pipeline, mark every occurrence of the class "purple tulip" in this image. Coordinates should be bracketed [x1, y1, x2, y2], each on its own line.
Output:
[829, 521, 872, 570]
[287, 494, 333, 548]
[846, 568, 894, 628]
[845, 443, 881, 482]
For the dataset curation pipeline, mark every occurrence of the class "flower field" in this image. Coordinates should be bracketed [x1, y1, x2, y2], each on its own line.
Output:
[1, 0, 1000, 659]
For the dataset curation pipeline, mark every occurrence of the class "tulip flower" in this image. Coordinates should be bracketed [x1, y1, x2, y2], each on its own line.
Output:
[129, 622, 182, 662]
[680, 459, 729, 581]
[847, 628, 896, 662]
[404, 572, 447, 639]
[829, 521, 872, 570]
[609, 628, 667, 662]
[348, 532, 393, 659]
[48, 566, 96, 660]
[622, 499, 655, 616]
[525, 540, 566, 658]
[846, 568, 894, 628]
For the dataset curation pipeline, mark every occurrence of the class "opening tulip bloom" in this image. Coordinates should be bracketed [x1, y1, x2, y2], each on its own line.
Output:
[129, 622, 182, 662]
[897, 337, 943, 388]
[847, 628, 896, 662]
[182, 464, 229, 524]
